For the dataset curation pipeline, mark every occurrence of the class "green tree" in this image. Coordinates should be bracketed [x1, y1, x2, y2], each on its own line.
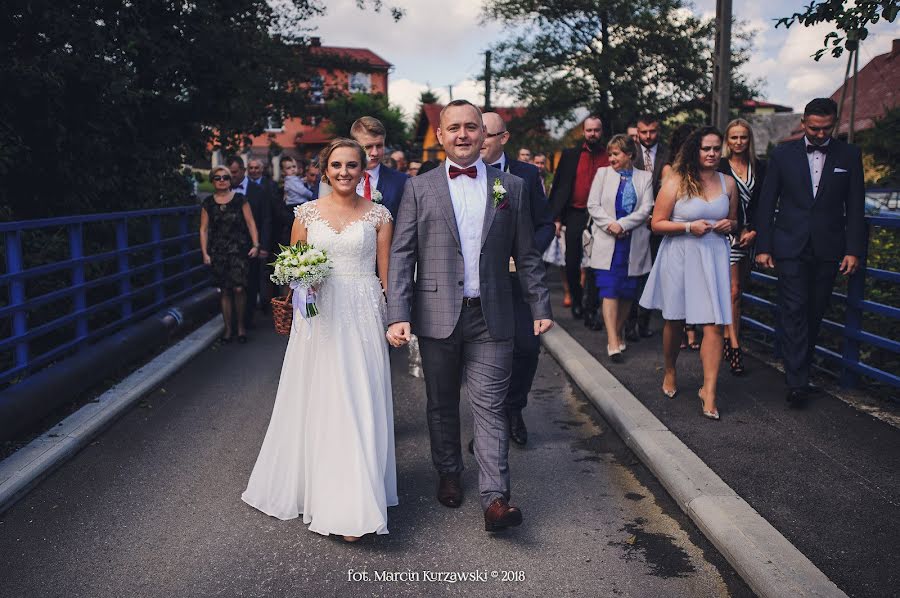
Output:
[776, 0, 899, 60]
[858, 106, 900, 185]
[0, 0, 398, 220]
[481, 0, 760, 133]
[325, 93, 409, 147]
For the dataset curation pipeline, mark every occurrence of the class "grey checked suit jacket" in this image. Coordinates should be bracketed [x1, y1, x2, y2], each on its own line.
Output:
[387, 163, 552, 340]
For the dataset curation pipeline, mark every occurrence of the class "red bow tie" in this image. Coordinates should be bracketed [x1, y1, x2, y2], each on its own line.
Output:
[448, 165, 478, 179]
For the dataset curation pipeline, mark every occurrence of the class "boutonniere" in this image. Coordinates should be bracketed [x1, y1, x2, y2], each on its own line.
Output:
[371, 189, 383, 204]
[492, 178, 509, 209]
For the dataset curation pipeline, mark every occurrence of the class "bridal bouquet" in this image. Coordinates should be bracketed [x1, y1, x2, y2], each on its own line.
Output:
[270, 242, 332, 326]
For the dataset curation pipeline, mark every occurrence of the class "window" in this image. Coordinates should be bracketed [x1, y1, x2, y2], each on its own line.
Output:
[265, 114, 284, 132]
[310, 75, 325, 104]
[349, 72, 372, 94]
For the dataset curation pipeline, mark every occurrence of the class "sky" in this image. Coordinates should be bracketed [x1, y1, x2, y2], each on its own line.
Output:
[307, 0, 900, 125]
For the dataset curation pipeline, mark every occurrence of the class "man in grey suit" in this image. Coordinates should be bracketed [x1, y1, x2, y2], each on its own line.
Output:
[386, 100, 553, 533]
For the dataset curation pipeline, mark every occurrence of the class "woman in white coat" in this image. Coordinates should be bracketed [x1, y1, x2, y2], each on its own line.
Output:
[586, 134, 655, 361]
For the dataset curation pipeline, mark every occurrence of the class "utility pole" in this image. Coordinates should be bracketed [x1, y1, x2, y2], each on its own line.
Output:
[484, 51, 492, 111]
[711, 0, 732, 131]
[448, 84, 453, 101]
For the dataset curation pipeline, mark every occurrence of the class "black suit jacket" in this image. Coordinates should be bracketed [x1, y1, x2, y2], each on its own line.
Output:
[754, 138, 865, 260]
[717, 157, 768, 231]
[633, 142, 670, 198]
[506, 156, 555, 253]
[376, 165, 409, 220]
[548, 147, 583, 223]
[243, 181, 272, 252]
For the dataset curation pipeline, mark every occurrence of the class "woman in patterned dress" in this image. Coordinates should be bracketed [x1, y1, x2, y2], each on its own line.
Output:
[200, 165, 261, 343]
[717, 119, 767, 375]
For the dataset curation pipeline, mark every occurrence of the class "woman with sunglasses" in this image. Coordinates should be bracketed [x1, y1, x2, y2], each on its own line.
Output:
[200, 165, 261, 343]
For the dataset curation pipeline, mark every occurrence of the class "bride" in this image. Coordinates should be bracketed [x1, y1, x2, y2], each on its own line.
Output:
[242, 138, 397, 542]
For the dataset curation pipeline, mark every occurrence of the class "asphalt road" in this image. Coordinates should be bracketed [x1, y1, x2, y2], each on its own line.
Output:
[553, 289, 900, 598]
[0, 317, 752, 597]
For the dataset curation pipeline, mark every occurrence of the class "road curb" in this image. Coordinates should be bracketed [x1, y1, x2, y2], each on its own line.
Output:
[0, 317, 223, 515]
[542, 325, 847, 598]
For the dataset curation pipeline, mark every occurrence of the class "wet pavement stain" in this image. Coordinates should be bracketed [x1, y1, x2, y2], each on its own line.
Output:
[625, 492, 646, 501]
[609, 518, 697, 579]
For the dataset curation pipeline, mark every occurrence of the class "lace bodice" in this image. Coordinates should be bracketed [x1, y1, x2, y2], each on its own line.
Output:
[293, 202, 392, 277]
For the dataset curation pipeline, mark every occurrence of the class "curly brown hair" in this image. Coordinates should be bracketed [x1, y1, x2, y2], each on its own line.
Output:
[672, 126, 722, 199]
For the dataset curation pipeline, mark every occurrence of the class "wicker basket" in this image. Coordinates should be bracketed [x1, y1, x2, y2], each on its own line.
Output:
[271, 290, 293, 335]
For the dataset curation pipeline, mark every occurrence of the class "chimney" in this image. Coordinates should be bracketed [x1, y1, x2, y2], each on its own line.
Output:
[893, 38, 900, 56]
[309, 36, 321, 47]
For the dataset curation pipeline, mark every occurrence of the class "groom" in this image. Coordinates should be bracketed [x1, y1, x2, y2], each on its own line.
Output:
[386, 100, 553, 532]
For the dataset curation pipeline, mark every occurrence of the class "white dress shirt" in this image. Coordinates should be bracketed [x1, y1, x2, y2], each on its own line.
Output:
[805, 137, 830, 197]
[446, 158, 487, 298]
[233, 176, 249, 195]
[356, 164, 381, 198]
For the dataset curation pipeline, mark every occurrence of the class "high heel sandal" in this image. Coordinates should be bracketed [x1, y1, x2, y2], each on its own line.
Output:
[729, 346, 745, 376]
[698, 388, 720, 420]
[661, 387, 678, 399]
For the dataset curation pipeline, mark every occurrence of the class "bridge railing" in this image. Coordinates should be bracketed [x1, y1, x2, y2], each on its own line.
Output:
[742, 215, 900, 394]
[0, 206, 208, 387]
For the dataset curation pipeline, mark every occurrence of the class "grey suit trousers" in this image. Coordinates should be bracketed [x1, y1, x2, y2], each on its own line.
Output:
[418, 303, 514, 510]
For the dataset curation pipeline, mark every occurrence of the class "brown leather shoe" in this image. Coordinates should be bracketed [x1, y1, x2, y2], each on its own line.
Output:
[483, 498, 523, 532]
[437, 473, 462, 508]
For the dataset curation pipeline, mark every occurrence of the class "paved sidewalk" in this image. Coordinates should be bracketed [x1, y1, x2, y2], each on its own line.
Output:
[0, 319, 750, 597]
[551, 288, 900, 598]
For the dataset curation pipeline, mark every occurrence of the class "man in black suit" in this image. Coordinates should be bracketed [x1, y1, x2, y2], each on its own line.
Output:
[479, 111, 555, 445]
[755, 97, 865, 406]
[248, 158, 281, 313]
[548, 116, 609, 324]
[627, 114, 671, 340]
[227, 155, 272, 332]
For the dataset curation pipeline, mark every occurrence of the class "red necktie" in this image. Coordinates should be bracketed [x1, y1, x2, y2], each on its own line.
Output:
[448, 165, 478, 179]
[363, 172, 372, 200]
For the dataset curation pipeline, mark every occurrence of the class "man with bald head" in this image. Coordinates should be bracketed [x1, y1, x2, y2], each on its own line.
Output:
[548, 116, 609, 326]
[387, 100, 553, 533]
[478, 111, 553, 446]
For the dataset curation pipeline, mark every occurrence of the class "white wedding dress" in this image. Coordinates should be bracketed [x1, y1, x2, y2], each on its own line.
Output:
[242, 201, 398, 537]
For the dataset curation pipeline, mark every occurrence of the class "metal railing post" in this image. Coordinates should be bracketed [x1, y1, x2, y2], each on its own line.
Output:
[5, 231, 29, 369]
[840, 226, 869, 387]
[68, 224, 89, 344]
[115, 219, 132, 318]
[179, 213, 191, 292]
[150, 215, 165, 303]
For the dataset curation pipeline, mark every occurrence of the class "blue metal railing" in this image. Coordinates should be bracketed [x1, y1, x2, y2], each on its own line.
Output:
[742, 214, 900, 392]
[0, 206, 209, 386]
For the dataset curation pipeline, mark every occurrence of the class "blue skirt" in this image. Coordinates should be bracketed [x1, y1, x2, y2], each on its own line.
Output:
[595, 237, 639, 300]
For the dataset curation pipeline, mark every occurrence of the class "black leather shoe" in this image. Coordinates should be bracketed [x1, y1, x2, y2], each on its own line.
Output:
[467, 439, 474, 455]
[572, 305, 584, 320]
[638, 323, 654, 338]
[786, 388, 807, 408]
[624, 323, 640, 343]
[584, 313, 603, 331]
[437, 473, 462, 508]
[508, 411, 528, 445]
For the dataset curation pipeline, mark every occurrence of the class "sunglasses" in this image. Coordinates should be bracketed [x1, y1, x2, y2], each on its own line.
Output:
[212, 175, 232, 182]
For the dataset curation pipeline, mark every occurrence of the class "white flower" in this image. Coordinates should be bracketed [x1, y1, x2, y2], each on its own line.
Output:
[371, 190, 383, 204]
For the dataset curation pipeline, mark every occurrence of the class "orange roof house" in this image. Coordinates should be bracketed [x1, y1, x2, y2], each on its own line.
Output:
[247, 38, 392, 160]
[783, 38, 900, 141]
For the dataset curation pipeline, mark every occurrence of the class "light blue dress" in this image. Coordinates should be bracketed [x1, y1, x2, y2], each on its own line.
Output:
[639, 173, 732, 325]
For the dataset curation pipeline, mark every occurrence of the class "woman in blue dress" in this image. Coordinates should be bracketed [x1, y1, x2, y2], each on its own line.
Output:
[639, 127, 738, 420]
[586, 135, 654, 362]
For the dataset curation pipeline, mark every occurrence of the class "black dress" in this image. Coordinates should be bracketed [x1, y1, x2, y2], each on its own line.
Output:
[202, 193, 251, 289]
